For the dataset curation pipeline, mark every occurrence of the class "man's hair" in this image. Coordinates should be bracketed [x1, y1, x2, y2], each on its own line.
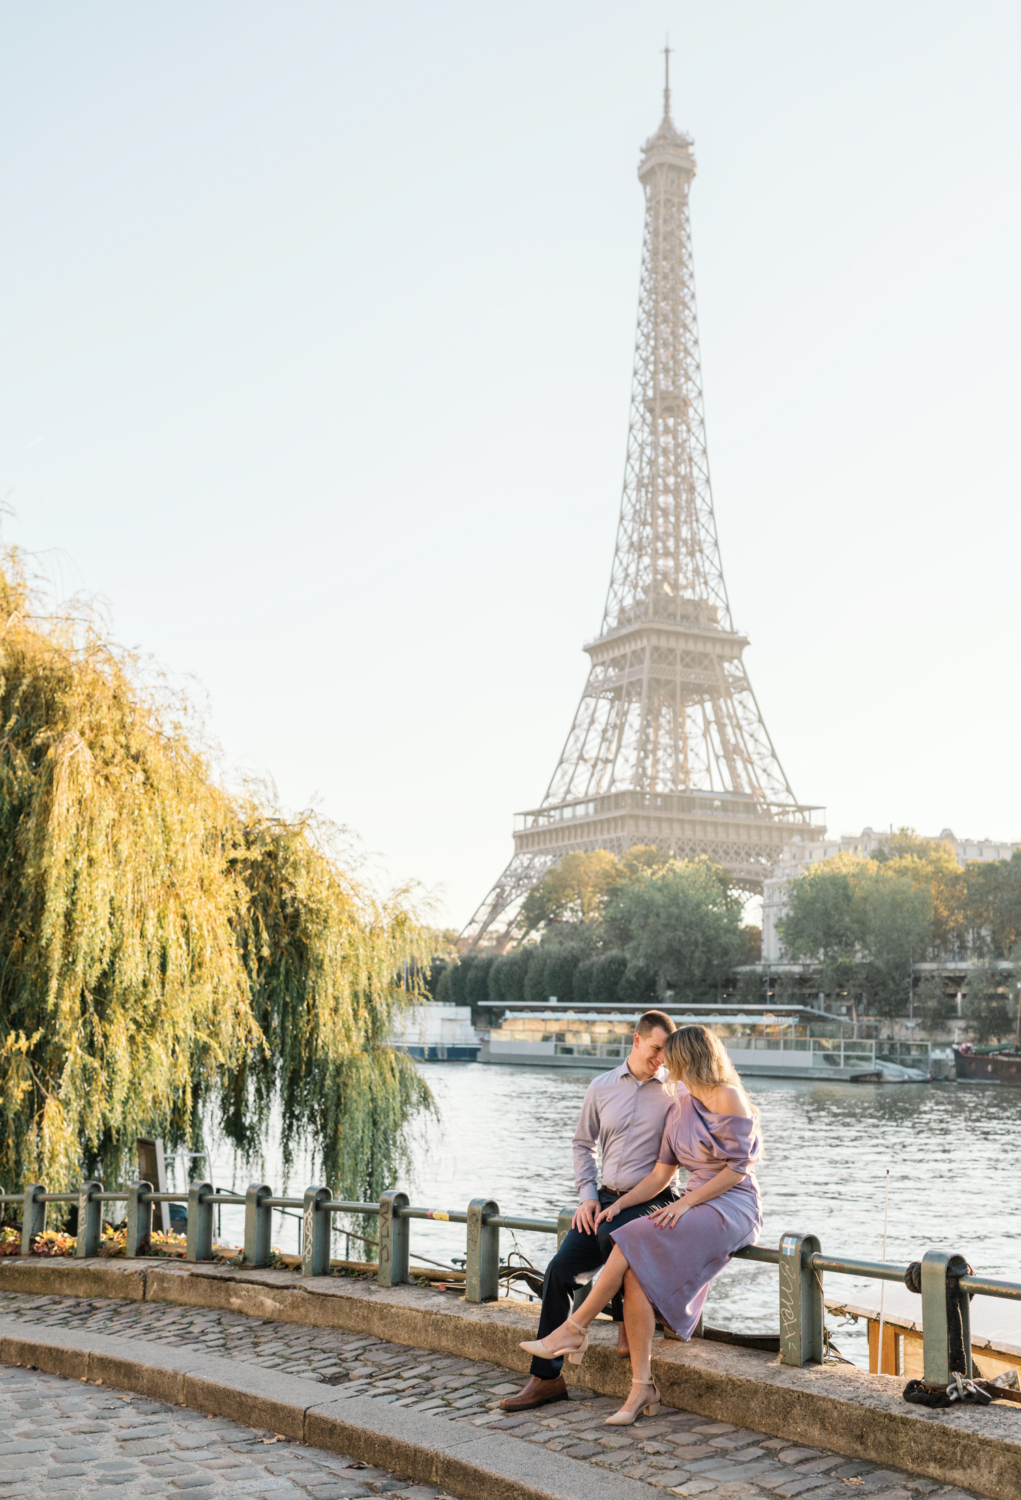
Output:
[635, 1009, 675, 1039]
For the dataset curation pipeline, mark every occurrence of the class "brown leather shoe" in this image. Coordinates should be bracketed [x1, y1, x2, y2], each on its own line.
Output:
[498, 1374, 569, 1411]
[617, 1322, 630, 1358]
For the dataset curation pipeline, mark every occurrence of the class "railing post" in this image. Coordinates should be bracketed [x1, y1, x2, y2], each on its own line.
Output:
[378, 1189, 409, 1287]
[921, 1249, 972, 1383]
[302, 1186, 333, 1277]
[466, 1197, 499, 1303]
[186, 1181, 214, 1262]
[75, 1181, 103, 1258]
[125, 1182, 152, 1257]
[779, 1231, 823, 1366]
[244, 1183, 273, 1268]
[556, 1207, 575, 1249]
[21, 1184, 45, 1256]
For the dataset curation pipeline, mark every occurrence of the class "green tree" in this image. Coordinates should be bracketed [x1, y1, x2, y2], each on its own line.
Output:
[858, 874, 933, 1018]
[519, 850, 619, 937]
[0, 553, 431, 1198]
[962, 963, 1017, 1043]
[488, 948, 534, 1008]
[776, 854, 862, 998]
[964, 854, 1021, 958]
[604, 861, 741, 1003]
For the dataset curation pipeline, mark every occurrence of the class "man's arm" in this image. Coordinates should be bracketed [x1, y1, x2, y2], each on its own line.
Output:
[571, 1083, 601, 1233]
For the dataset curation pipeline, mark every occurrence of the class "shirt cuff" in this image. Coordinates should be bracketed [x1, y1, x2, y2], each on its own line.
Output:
[579, 1184, 599, 1203]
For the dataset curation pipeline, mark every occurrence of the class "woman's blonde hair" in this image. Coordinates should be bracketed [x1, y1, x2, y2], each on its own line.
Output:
[663, 1025, 754, 1112]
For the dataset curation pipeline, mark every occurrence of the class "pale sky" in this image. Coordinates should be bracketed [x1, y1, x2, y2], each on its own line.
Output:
[2, 2, 1019, 929]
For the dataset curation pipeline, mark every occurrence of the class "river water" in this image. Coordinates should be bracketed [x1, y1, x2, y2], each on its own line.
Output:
[195, 1062, 1021, 1369]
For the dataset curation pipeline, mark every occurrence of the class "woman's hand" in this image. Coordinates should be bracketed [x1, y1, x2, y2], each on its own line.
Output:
[595, 1201, 622, 1227]
[648, 1198, 689, 1230]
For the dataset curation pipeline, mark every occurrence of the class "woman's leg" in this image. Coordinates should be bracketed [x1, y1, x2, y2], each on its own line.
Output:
[603, 1269, 661, 1424]
[572, 1246, 629, 1327]
[525, 1246, 630, 1356]
[622, 1270, 656, 1384]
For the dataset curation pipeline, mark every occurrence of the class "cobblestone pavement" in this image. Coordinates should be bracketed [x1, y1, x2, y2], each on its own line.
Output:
[0, 1292, 981, 1500]
[0, 1363, 456, 1499]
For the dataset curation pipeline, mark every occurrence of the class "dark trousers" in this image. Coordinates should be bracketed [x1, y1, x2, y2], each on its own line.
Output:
[529, 1188, 676, 1380]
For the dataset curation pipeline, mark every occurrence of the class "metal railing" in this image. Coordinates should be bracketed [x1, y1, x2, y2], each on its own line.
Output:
[3, 1178, 1018, 1386]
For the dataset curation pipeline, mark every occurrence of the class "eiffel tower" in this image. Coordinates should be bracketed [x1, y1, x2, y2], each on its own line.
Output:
[464, 55, 824, 949]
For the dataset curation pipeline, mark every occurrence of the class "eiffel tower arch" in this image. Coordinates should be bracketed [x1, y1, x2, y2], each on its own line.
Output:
[464, 59, 824, 949]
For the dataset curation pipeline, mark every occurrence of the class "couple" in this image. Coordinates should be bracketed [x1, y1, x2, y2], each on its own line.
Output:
[500, 1012, 763, 1427]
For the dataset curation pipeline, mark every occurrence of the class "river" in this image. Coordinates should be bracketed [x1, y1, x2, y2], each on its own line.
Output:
[196, 1062, 1021, 1370]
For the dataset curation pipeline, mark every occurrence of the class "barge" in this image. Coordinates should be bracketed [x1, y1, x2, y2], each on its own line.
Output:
[480, 1006, 934, 1082]
[954, 1042, 1021, 1085]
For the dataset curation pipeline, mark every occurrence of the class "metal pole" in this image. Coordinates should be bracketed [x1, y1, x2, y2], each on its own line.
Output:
[75, 1181, 103, 1259]
[186, 1182, 214, 1263]
[125, 1182, 152, 1258]
[465, 1198, 500, 1303]
[920, 1249, 954, 1384]
[301, 1186, 332, 1278]
[244, 1184, 273, 1268]
[876, 1170, 890, 1372]
[778, 1231, 823, 1366]
[21, 1184, 45, 1256]
[378, 1190, 410, 1287]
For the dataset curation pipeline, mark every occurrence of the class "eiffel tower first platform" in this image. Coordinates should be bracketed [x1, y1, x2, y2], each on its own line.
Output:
[464, 58, 824, 949]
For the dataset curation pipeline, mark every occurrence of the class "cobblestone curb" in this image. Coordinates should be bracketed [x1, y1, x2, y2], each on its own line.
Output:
[0, 1295, 1003, 1500]
[0, 1362, 458, 1499]
[0, 1319, 655, 1500]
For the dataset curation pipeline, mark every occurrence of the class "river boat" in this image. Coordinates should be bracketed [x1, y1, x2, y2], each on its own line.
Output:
[953, 1042, 1021, 1085]
[480, 1007, 933, 1082]
[390, 1003, 481, 1061]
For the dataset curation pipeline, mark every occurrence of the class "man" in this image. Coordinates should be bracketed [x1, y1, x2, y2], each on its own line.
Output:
[499, 1008, 678, 1412]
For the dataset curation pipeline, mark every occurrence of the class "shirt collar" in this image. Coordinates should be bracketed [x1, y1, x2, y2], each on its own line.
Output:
[617, 1059, 665, 1087]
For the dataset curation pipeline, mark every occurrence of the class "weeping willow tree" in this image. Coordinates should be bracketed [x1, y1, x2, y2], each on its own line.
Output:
[0, 551, 431, 1199]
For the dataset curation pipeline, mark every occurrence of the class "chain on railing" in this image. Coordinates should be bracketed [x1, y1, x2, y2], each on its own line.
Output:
[2, 1178, 1019, 1385]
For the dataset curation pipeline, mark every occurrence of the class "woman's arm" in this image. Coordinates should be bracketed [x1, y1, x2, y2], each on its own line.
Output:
[594, 1161, 676, 1225]
[647, 1166, 744, 1229]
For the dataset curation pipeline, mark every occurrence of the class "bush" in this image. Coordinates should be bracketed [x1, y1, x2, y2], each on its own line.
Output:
[489, 948, 534, 1008]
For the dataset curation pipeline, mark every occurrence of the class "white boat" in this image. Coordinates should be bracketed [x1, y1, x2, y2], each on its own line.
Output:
[391, 1003, 481, 1061]
[479, 1007, 932, 1082]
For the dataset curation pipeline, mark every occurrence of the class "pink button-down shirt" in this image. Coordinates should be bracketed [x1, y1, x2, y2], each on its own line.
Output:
[572, 1060, 677, 1203]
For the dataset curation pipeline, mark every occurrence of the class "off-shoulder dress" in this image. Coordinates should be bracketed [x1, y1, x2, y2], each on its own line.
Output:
[609, 1088, 763, 1339]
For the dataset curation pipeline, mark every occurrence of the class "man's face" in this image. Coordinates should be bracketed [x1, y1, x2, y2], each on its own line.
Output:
[629, 1026, 670, 1079]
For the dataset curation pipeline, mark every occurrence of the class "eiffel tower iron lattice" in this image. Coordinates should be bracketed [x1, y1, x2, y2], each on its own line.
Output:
[464, 60, 824, 949]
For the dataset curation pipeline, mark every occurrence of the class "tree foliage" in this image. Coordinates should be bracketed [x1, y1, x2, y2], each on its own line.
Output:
[0, 555, 431, 1197]
[460, 848, 744, 1006]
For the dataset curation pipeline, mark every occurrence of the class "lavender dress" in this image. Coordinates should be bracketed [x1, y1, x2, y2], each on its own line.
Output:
[610, 1089, 763, 1339]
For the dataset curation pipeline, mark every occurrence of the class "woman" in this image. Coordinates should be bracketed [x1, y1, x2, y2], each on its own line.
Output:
[520, 1024, 763, 1425]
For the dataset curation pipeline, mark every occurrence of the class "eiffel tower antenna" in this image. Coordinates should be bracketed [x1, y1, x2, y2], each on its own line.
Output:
[463, 61, 824, 949]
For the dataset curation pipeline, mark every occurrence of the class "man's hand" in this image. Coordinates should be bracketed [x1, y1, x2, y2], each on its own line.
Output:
[572, 1199, 599, 1235]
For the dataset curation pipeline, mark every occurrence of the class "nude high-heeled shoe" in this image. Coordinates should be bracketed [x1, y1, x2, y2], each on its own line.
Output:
[604, 1379, 661, 1425]
[519, 1314, 589, 1366]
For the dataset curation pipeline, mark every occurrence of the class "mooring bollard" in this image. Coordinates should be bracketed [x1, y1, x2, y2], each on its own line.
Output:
[302, 1186, 333, 1277]
[556, 1206, 574, 1249]
[920, 1248, 972, 1383]
[465, 1197, 499, 1303]
[778, 1231, 824, 1366]
[378, 1189, 410, 1287]
[125, 1181, 152, 1257]
[186, 1181, 214, 1262]
[75, 1181, 103, 1258]
[244, 1183, 273, 1268]
[21, 1184, 45, 1256]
